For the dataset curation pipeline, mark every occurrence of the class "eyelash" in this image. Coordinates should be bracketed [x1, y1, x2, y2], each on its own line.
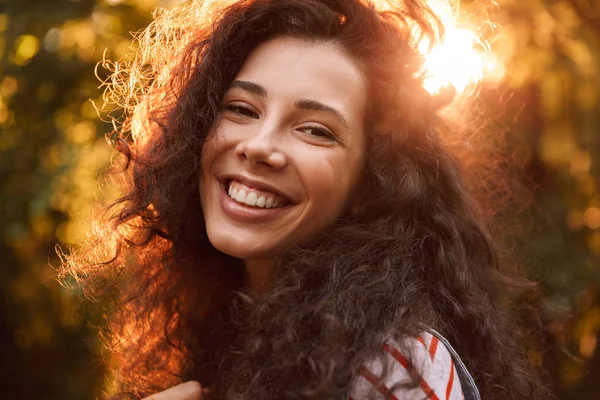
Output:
[225, 105, 258, 118]
[224, 104, 338, 141]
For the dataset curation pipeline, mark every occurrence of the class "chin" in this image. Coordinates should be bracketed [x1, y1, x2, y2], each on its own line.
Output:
[207, 231, 274, 260]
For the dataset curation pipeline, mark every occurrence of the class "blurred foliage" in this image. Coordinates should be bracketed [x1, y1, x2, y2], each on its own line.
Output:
[0, 0, 599, 398]
[0, 0, 181, 398]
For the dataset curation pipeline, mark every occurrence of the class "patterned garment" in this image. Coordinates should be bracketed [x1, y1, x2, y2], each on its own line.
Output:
[349, 332, 464, 400]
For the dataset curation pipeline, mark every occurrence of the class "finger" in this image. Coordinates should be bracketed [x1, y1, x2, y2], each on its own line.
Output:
[141, 381, 203, 400]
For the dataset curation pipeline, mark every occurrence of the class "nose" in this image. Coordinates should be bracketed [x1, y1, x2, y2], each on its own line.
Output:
[235, 124, 287, 170]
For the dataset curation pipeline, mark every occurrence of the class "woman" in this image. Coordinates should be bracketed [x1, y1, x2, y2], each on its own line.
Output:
[62, 0, 552, 399]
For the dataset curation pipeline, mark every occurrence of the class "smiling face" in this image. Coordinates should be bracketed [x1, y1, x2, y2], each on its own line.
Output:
[199, 36, 368, 262]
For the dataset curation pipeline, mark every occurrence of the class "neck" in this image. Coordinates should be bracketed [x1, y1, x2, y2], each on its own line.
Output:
[243, 258, 274, 293]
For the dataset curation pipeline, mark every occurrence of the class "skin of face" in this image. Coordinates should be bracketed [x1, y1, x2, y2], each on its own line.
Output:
[199, 36, 368, 272]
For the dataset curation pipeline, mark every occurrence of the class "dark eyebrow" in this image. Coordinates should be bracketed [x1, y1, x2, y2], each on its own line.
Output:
[228, 80, 350, 130]
[295, 99, 350, 130]
[229, 80, 267, 97]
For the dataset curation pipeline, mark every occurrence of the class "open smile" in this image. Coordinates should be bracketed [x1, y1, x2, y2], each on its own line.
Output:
[218, 180, 293, 223]
[226, 179, 290, 208]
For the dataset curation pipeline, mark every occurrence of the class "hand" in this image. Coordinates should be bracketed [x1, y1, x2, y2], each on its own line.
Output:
[141, 381, 204, 400]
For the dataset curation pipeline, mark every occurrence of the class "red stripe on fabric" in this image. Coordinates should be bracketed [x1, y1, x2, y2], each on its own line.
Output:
[383, 343, 440, 400]
[359, 366, 399, 400]
[383, 343, 410, 369]
[446, 359, 455, 400]
[429, 336, 439, 361]
[416, 335, 427, 348]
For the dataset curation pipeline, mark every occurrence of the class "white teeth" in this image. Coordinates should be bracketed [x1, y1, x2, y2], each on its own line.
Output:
[235, 189, 247, 202]
[244, 192, 257, 206]
[226, 180, 286, 209]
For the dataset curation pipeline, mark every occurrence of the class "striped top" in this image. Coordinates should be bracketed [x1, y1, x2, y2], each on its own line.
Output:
[349, 332, 464, 400]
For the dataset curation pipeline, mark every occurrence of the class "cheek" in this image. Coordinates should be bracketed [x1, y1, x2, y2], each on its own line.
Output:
[200, 130, 229, 176]
[301, 155, 362, 219]
[199, 137, 223, 211]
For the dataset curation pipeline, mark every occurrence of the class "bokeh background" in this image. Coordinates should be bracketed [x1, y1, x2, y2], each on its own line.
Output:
[1, 0, 599, 398]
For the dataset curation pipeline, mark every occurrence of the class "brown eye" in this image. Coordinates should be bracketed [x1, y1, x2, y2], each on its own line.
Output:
[301, 125, 337, 141]
[225, 104, 259, 119]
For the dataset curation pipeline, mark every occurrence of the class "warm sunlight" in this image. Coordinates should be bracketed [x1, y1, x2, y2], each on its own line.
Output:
[420, 27, 484, 95]
[372, 0, 502, 99]
[417, 0, 490, 96]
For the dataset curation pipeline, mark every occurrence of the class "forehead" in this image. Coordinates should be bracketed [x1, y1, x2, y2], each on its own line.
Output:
[234, 36, 367, 120]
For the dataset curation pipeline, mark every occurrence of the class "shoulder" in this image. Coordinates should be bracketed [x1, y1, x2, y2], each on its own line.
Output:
[349, 332, 463, 400]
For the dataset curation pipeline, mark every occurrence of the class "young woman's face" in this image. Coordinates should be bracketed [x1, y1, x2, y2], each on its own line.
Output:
[200, 36, 368, 260]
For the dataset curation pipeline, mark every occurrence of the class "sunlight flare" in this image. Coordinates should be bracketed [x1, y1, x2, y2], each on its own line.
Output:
[372, 0, 502, 98]
[417, 0, 490, 96]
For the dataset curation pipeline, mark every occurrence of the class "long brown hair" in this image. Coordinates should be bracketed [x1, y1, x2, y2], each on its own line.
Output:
[61, 0, 552, 398]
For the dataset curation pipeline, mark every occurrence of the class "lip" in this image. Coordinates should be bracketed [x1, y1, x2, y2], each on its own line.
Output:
[219, 173, 294, 204]
[218, 181, 292, 223]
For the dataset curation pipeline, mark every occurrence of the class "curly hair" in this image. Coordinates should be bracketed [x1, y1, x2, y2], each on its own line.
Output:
[61, 0, 554, 399]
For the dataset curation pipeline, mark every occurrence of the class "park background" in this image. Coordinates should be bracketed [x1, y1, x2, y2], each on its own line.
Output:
[1, 0, 599, 398]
